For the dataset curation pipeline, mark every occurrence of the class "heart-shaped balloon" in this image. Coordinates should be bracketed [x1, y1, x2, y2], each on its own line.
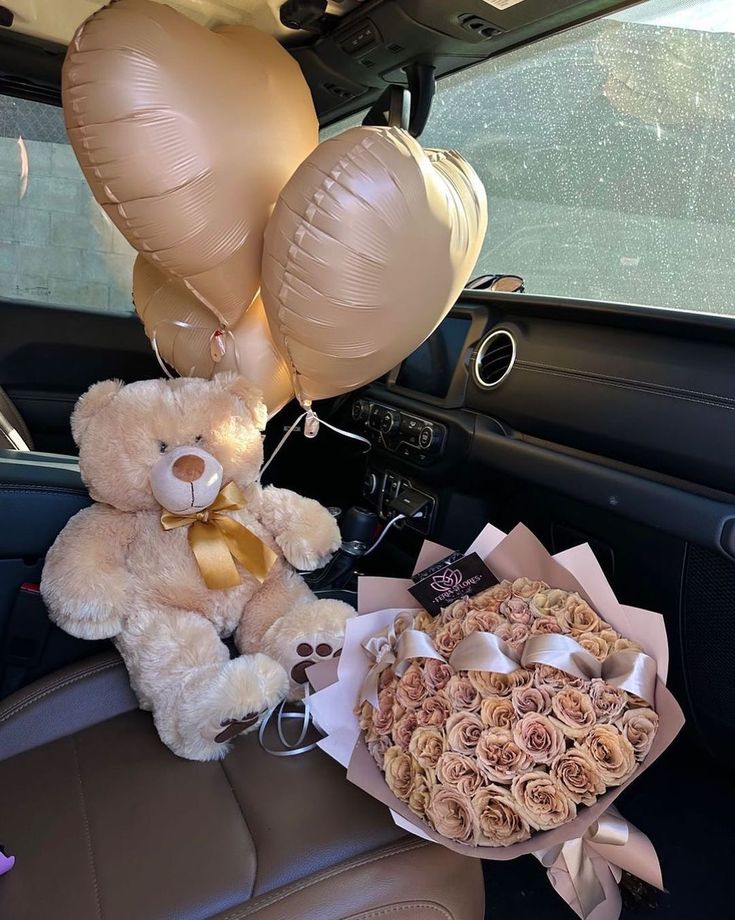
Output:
[261, 126, 488, 404]
[133, 255, 294, 417]
[63, 0, 318, 327]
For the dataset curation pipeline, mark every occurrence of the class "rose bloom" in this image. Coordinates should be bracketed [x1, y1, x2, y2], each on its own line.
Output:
[373, 688, 397, 736]
[501, 597, 535, 627]
[367, 735, 392, 769]
[423, 658, 454, 693]
[378, 666, 396, 692]
[556, 594, 601, 636]
[440, 596, 471, 624]
[436, 751, 484, 796]
[616, 708, 659, 762]
[408, 769, 432, 818]
[383, 745, 417, 801]
[494, 622, 529, 652]
[512, 577, 549, 600]
[598, 627, 620, 646]
[358, 700, 377, 743]
[445, 675, 482, 712]
[480, 696, 517, 730]
[446, 711, 485, 754]
[550, 687, 597, 740]
[513, 712, 566, 764]
[512, 685, 552, 717]
[463, 608, 506, 636]
[511, 771, 577, 831]
[395, 662, 429, 710]
[476, 728, 533, 783]
[577, 632, 610, 662]
[409, 726, 446, 770]
[392, 709, 419, 751]
[613, 637, 643, 654]
[471, 581, 513, 610]
[551, 746, 606, 805]
[530, 588, 570, 618]
[588, 679, 627, 723]
[426, 786, 477, 843]
[434, 619, 464, 656]
[413, 609, 435, 633]
[534, 665, 588, 695]
[469, 668, 533, 698]
[473, 784, 531, 846]
[417, 691, 452, 728]
[584, 724, 637, 786]
[531, 616, 562, 636]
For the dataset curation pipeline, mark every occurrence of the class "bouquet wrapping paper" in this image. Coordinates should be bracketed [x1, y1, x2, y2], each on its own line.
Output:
[309, 524, 685, 920]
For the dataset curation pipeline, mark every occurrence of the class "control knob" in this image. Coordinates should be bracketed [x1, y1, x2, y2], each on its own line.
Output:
[379, 407, 401, 435]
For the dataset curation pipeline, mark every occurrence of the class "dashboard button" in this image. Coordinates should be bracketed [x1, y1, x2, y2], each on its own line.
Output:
[418, 426, 434, 450]
[380, 408, 400, 434]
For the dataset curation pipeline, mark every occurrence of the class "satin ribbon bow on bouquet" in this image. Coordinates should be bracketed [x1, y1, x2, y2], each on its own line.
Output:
[536, 808, 663, 920]
[160, 481, 277, 590]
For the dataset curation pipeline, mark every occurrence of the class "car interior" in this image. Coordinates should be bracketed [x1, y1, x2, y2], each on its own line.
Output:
[0, 0, 733, 917]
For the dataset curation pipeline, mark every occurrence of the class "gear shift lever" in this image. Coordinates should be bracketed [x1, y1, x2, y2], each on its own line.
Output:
[304, 506, 379, 591]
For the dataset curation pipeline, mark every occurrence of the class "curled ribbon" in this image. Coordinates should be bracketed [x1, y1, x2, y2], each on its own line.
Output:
[360, 613, 444, 707]
[535, 808, 663, 920]
[160, 481, 277, 590]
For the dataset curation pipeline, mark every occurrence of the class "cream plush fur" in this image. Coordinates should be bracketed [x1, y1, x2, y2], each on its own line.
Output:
[41, 374, 354, 761]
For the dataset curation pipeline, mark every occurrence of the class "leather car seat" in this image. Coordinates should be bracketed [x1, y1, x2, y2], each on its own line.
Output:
[0, 386, 32, 451]
[0, 651, 485, 920]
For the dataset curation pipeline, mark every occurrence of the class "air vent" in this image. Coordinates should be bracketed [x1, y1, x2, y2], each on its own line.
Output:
[473, 330, 516, 389]
[323, 81, 356, 100]
[387, 42, 404, 53]
[457, 13, 501, 40]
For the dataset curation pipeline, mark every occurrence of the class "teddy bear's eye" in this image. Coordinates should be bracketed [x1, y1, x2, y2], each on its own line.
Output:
[159, 441, 168, 454]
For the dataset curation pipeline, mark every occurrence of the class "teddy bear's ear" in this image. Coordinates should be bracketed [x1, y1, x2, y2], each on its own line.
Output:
[217, 373, 268, 432]
[71, 379, 124, 446]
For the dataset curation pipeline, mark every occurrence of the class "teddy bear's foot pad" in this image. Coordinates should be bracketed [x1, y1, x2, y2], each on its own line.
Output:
[290, 642, 341, 685]
[214, 714, 260, 744]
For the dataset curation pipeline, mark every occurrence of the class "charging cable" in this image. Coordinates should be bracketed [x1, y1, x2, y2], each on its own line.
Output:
[364, 513, 406, 555]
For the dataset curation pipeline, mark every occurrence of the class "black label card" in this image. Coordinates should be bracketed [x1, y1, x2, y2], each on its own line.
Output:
[412, 550, 464, 584]
[409, 552, 497, 616]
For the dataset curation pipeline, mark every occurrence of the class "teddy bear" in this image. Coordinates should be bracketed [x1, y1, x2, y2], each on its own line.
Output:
[41, 373, 355, 761]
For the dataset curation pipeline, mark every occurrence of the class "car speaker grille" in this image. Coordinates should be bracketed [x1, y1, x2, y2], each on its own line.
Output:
[473, 329, 516, 388]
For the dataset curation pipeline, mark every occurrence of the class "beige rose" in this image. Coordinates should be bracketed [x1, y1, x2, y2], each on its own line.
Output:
[413, 609, 435, 633]
[434, 619, 464, 656]
[392, 710, 419, 751]
[378, 666, 396, 692]
[423, 658, 454, 693]
[556, 594, 601, 636]
[512, 577, 549, 599]
[473, 784, 531, 846]
[358, 700, 377, 743]
[408, 769, 432, 818]
[495, 622, 530, 652]
[367, 735, 392, 769]
[613, 637, 643, 654]
[395, 662, 428, 710]
[469, 668, 533, 698]
[511, 771, 577, 831]
[616, 708, 659, 762]
[584, 724, 637, 786]
[476, 728, 533, 783]
[383, 746, 417, 801]
[480, 696, 517, 730]
[578, 632, 610, 662]
[440, 596, 471, 624]
[512, 685, 552, 717]
[426, 786, 477, 843]
[409, 726, 446, 770]
[589, 679, 627, 723]
[534, 665, 588, 694]
[436, 751, 484, 796]
[373, 688, 397, 736]
[417, 691, 452, 728]
[531, 616, 563, 635]
[512, 712, 566, 764]
[463, 608, 506, 636]
[471, 581, 513, 610]
[446, 711, 484, 754]
[550, 687, 597, 740]
[446, 675, 482, 712]
[551, 746, 606, 805]
[598, 627, 620, 646]
[501, 597, 534, 627]
[530, 588, 570, 618]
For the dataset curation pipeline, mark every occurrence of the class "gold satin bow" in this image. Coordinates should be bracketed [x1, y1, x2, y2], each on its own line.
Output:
[160, 481, 277, 590]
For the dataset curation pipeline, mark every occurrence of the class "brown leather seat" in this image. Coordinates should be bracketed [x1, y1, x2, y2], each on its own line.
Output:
[0, 652, 484, 920]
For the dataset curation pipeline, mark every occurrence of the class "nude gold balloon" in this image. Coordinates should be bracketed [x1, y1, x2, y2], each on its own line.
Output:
[134, 256, 294, 418]
[63, 0, 318, 328]
[261, 126, 488, 405]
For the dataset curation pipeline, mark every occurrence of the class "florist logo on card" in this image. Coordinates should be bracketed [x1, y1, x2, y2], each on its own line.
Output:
[430, 567, 483, 604]
[409, 552, 497, 615]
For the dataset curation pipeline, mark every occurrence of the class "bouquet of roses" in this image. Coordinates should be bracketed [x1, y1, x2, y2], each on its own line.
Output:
[309, 523, 684, 920]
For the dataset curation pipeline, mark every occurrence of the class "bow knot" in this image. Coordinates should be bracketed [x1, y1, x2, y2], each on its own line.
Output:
[160, 481, 277, 590]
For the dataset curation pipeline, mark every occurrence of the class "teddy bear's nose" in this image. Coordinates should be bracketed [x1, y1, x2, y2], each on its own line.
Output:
[172, 453, 206, 483]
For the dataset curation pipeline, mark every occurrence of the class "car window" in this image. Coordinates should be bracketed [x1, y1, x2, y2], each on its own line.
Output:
[323, 0, 735, 316]
[0, 94, 136, 313]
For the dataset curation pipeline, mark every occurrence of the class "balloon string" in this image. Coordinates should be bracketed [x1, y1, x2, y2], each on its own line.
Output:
[259, 409, 371, 481]
[258, 686, 318, 757]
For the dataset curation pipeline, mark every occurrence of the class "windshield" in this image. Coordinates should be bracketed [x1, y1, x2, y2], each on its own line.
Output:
[324, 0, 735, 315]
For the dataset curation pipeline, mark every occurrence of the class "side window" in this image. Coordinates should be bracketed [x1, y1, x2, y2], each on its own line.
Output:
[0, 94, 136, 312]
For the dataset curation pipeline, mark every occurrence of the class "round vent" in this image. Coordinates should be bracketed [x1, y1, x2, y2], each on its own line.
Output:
[473, 329, 516, 389]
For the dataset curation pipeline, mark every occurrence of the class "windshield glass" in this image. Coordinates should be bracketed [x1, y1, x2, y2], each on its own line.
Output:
[323, 0, 735, 315]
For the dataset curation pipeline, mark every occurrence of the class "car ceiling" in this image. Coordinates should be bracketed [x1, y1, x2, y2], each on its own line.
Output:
[1, 0, 645, 124]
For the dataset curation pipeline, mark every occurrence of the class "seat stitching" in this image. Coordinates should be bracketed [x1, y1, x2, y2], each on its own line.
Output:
[345, 903, 452, 920]
[0, 659, 122, 724]
[219, 759, 257, 899]
[72, 735, 103, 920]
[215, 840, 427, 920]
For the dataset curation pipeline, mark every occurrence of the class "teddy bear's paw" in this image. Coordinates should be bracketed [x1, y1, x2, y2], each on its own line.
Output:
[276, 532, 340, 573]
